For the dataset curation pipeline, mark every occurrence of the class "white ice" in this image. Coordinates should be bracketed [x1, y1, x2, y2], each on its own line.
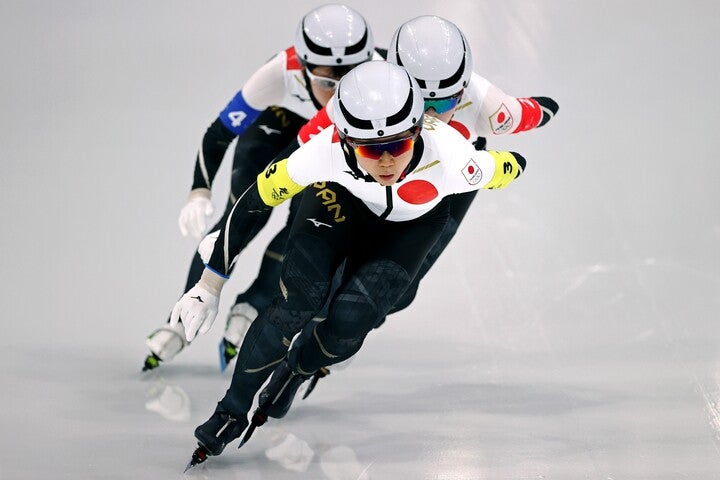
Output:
[1, 1, 719, 479]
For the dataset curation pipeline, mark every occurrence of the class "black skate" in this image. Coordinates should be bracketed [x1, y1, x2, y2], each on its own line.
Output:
[193, 405, 249, 456]
[184, 406, 248, 471]
[258, 360, 311, 419]
[238, 361, 311, 448]
[302, 367, 330, 399]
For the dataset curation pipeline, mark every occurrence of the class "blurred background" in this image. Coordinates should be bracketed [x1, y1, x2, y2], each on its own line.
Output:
[1, 1, 719, 478]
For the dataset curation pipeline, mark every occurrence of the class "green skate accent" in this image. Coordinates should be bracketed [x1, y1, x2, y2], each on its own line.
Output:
[218, 339, 239, 372]
[142, 353, 161, 372]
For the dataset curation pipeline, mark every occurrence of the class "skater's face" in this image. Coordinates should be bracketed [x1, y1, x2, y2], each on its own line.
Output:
[348, 130, 418, 186]
[306, 66, 342, 106]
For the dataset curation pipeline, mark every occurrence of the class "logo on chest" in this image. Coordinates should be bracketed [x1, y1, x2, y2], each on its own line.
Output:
[312, 182, 346, 223]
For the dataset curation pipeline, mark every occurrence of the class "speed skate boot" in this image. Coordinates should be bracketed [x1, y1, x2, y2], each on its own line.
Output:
[218, 302, 258, 372]
[194, 404, 249, 456]
[258, 360, 312, 419]
[239, 360, 311, 448]
[142, 322, 188, 371]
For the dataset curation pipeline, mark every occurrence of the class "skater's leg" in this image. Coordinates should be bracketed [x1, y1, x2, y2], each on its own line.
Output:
[388, 190, 478, 317]
[219, 194, 303, 369]
[216, 184, 359, 416]
[291, 198, 450, 373]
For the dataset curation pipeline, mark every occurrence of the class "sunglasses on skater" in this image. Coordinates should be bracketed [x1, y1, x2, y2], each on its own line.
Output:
[424, 90, 464, 114]
[305, 69, 341, 91]
[345, 131, 419, 160]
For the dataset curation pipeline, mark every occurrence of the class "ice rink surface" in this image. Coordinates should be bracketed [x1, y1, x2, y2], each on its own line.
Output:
[1, 1, 719, 478]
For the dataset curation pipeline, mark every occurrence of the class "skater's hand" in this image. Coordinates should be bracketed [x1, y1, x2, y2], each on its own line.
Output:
[170, 284, 220, 342]
[179, 188, 214, 239]
[531, 96, 559, 127]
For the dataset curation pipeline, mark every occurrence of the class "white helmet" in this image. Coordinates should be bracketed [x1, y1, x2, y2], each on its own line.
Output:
[388, 15, 473, 98]
[332, 61, 424, 139]
[294, 4, 374, 67]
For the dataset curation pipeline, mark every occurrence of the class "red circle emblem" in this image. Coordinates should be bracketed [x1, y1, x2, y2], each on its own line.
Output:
[397, 180, 439, 205]
[497, 111, 506, 123]
[448, 120, 470, 139]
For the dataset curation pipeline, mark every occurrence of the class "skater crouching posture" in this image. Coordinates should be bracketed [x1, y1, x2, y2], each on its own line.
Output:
[142, 4, 378, 371]
[171, 61, 528, 467]
[213, 15, 559, 379]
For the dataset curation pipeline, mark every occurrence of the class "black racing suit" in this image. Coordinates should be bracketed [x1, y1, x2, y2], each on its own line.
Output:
[217, 183, 451, 416]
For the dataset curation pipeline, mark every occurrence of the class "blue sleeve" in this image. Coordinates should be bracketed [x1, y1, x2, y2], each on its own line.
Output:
[219, 90, 263, 136]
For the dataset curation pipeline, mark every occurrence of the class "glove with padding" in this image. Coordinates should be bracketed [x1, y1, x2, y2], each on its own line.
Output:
[178, 188, 214, 238]
[169, 269, 227, 342]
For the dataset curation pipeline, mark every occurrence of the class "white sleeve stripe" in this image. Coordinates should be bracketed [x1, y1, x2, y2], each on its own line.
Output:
[222, 182, 256, 272]
[198, 149, 210, 189]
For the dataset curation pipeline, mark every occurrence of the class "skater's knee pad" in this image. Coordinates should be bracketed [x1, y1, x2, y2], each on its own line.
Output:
[328, 259, 412, 339]
[296, 260, 412, 367]
[238, 316, 291, 373]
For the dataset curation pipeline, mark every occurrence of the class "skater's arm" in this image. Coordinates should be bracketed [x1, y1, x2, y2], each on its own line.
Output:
[481, 151, 527, 189]
[205, 185, 275, 278]
[190, 52, 287, 192]
[468, 73, 559, 137]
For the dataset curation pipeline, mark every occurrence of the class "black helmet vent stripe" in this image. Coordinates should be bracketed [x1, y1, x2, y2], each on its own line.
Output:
[438, 36, 467, 88]
[386, 72, 415, 127]
[337, 99, 373, 130]
[344, 28, 368, 55]
[302, 21, 333, 56]
[302, 21, 368, 58]
[394, 34, 404, 66]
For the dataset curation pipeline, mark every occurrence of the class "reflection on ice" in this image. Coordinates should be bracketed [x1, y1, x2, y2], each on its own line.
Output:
[144, 378, 191, 422]
[264, 428, 314, 472]
[319, 445, 371, 480]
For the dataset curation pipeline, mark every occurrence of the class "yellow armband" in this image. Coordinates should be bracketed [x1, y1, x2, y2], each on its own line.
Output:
[483, 151, 525, 190]
[256, 159, 306, 206]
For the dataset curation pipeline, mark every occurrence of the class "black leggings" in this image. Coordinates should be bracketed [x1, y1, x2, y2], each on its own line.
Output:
[219, 183, 450, 416]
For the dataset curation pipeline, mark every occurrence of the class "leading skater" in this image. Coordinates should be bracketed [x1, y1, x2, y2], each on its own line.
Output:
[212, 15, 559, 383]
[170, 61, 529, 466]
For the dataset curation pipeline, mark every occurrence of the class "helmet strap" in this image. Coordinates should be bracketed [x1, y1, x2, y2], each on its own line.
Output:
[301, 68, 325, 111]
[397, 135, 424, 182]
[339, 136, 375, 182]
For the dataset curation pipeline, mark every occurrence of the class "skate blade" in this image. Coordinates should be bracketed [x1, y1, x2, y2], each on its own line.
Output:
[302, 376, 319, 399]
[302, 367, 329, 399]
[239, 410, 267, 448]
[184, 445, 209, 472]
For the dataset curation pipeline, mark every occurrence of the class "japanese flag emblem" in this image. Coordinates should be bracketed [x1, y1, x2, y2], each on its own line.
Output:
[462, 159, 483, 185]
[489, 103, 514, 134]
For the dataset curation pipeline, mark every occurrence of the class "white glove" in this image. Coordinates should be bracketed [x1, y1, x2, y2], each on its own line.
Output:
[169, 284, 219, 342]
[178, 189, 214, 239]
[198, 230, 220, 263]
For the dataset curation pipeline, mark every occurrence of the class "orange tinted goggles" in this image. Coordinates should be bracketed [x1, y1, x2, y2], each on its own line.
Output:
[346, 135, 416, 160]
